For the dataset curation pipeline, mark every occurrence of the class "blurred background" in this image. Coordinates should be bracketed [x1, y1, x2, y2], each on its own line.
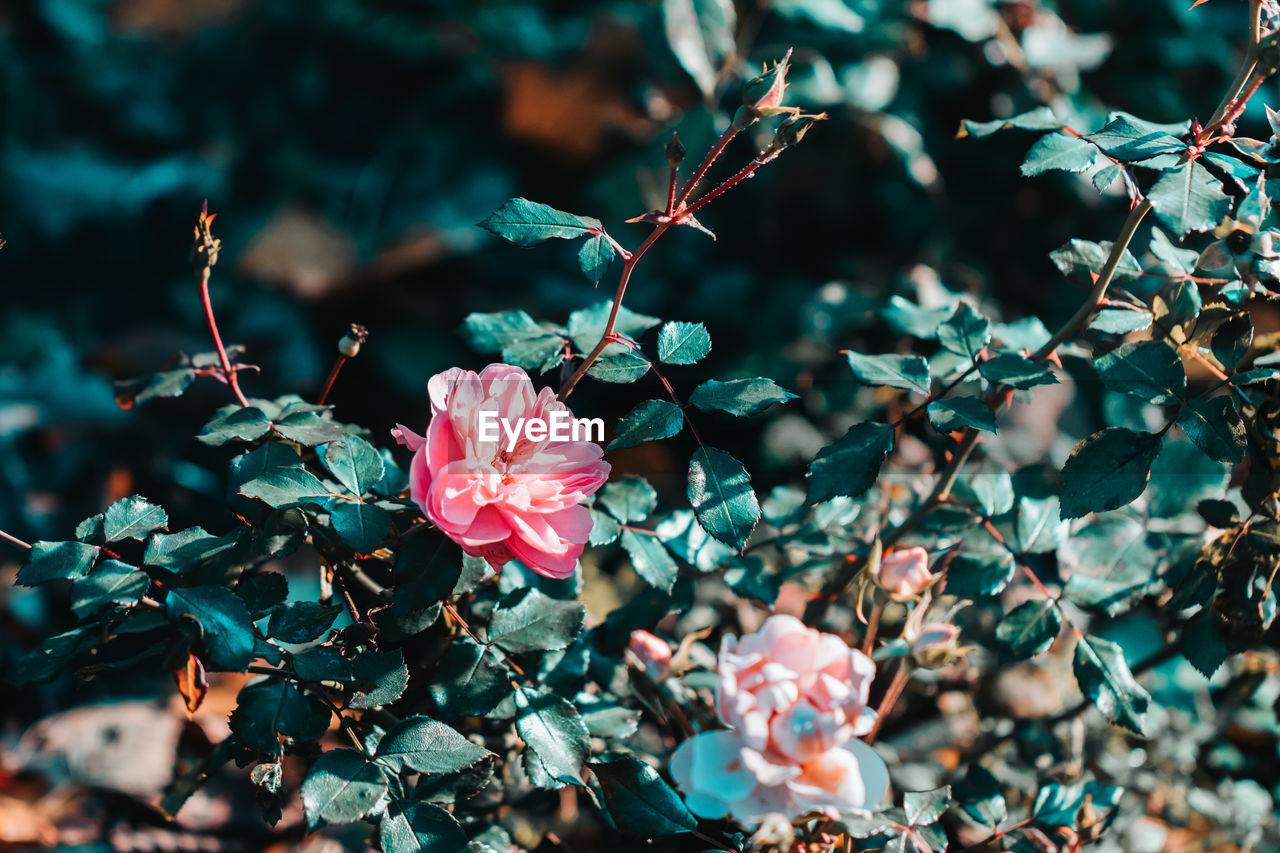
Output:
[0, 0, 1274, 848]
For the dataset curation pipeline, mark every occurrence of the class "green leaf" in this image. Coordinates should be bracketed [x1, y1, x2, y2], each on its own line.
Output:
[687, 447, 760, 551]
[102, 495, 168, 542]
[273, 411, 348, 446]
[621, 529, 679, 592]
[69, 560, 150, 618]
[1178, 397, 1247, 463]
[1073, 634, 1151, 734]
[268, 601, 341, 643]
[598, 475, 657, 523]
[963, 468, 1014, 516]
[609, 400, 684, 450]
[1096, 341, 1185, 404]
[589, 509, 622, 545]
[688, 378, 797, 417]
[328, 501, 393, 553]
[1021, 132, 1099, 176]
[1059, 428, 1161, 519]
[488, 588, 585, 654]
[1180, 611, 1229, 678]
[662, 0, 736, 97]
[1084, 113, 1187, 161]
[460, 311, 564, 370]
[479, 198, 602, 246]
[844, 351, 930, 396]
[1211, 313, 1253, 370]
[1088, 308, 1153, 334]
[805, 421, 895, 503]
[578, 694, 641, 738]
[349, 649, 410, 709]
[938, 302, 991, 360]
[321, 436, 384, 495]
[959, 107, 1060, 138]
[591, 755, 698, 836]
[927, 397, 997, 433]
[166, 585, 256, 671]
[380, 802, 468, 853]
[1148, 161, 1232, 238]
[904, 786, 950, 826]
[239, 466, 330, 508]
[946, 551, 1014, 597]
[995, 599, 1061, 661]
[301, 749, 389, 829]
[514, 686, 590, 787]
[956, 765, 1006, 828]
[230, 679, 331, 755]
[143, 527, 238, 571]
[978, 353, 1058, 389]
[429, 637, 511, 718]
[1050, 239, 1143, 282]
[375, 715, 493, 774]
[657, 321, 712, 365]
[577, 233, 615, 285]
[16, 541, 99, 586]
[568, 301, 661, 357]
[197, 406, 272, 445]
[116, 367, 195, 407]
[587, 352, 651, 383]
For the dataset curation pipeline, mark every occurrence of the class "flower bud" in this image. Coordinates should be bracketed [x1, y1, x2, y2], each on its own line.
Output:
[910, 622, 963, 670]
[190, 201, 221, 273]
[770, 113, 826, 150]
[338, 323, 369, 358]
[876, 546, 935, 599]
[628, 629, 673, 678]
[732, 48, 796, 129]
[664, 132, 687, 168]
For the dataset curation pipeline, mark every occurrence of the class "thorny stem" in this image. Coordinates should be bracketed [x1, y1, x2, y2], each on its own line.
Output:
[683, 148, 782, 216]
[317, 356, 347, 407]
[674, 126, 740, 211]
[865, 663, 909, 745]
[198, 267, 250, 408]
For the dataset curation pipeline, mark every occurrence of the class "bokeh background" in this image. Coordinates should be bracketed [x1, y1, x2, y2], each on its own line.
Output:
[0, 0, 1275, 849]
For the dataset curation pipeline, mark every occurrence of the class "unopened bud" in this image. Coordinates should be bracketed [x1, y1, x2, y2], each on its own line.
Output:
[190, 201, 221, 273]
[664, 132, 687, 168]
[876, 546, 935, 600]
[627, 629, 672, 679]
[910, 622, 964, 670]
[771, 112, 826, 150]
[338, 324, 369, 358]
[732, 48, 797, 129]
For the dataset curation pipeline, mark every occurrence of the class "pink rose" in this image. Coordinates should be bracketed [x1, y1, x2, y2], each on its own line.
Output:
[393, 363, 609, 579]
[628, 629, 673, 678]
[717, 614, 877, 763]
[669, 727, 888, 822]
[910, 622, 963, 670]
[876, 547, 935, 598]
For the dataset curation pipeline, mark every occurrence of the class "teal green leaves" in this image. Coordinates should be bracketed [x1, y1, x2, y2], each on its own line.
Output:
[103, 495, 168, 542]
[380, 802, 467, 853]
[938, 302, 991, 360]
[231, 679, 331, 756]
[928, 397, 997, 433]
[1073, 634, 1151, 734]
[1084, 113, 1186, 162]
[374, 715, 493, 774]
[17, 540, 98, 586]
[688, 447, 760, 550]
[461, 310, 563, 372]
[166, 585, 255, 671]
[479, 198, 602, 246]
[688, 378, 796, 416]
[657, 321, 711, 364]
[1147, 162, 1232, 238]
[577, 233, 615, 285]
[301, 749, 389, 829]
[69, 560, 150, 618]
[514, 686, 591, 788]
[806, 422, 895, 503]
[488, 589, 584, 654]
[1178, 397, 1247, 463]
[996, 599, 1061, 661]
[609, 400, 684, 450]
[591, 756, 697, 836]
[320, 436, 384, 495]
[1096, 341, 1185, 404]
[238, 466, 329, 509]
[620, 529, 680, 592]
[1060, 428, 1162, 519]
[845, 351, 930, 396]
[1020, 131, 1099, 176]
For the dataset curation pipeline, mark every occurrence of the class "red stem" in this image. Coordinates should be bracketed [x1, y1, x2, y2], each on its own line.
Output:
[683, 149, 779, 216]
[674, 126, 739, 211]
[199, 268, 249, 407]
[317, 356, 348, 406]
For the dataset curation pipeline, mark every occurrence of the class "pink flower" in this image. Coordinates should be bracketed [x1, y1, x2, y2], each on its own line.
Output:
[669, 728, 888, 822]
[876, 547, 935, 598]
[628, 630, 673, 678]
[910, 622, 963, 670]
[393, 363, 609, 579]
[717, 615, 877, 763]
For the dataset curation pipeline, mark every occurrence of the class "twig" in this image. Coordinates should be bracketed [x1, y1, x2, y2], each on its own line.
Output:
[0, 528, 32, 550]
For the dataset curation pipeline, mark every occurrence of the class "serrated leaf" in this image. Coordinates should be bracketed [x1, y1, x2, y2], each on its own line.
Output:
[621, 529, 679, 592]
[904, 785, 950, 826]
[1088, 308, 1153, 334]
[380, 802, 468, 853]
[568, 301, 661, 357]
[375, 715, 493, 774]
[938, 302, 991, 360]
[231, 679, 331, 755]
[844, 351, 931, 396]
[1073, 634, 1151, 734]
[1178, 397, 1246, 463]
[1180, 611, 1228, 678]
[166, 585, 255, 671]
[978, 353, 1058, 389]
[348, 648, 410, 709]
[592, 756, 698, 836]
[577, 233, 615, 285]
[273, 411, 348, 446]
[1096, 340, 1185, 404]
[687, 447, 760, 551]
[588, 352, 651, 383]
[488, 588, 585, 654]
[958, 107, 1060, 138]
[479, 198, 601, 246]
[996, 599, 1061, 661]
[1060, 428, 1161, 518]
[328, 501, 393, 553]
[1148, 161, 1232, 237]
[103, 495, 168, 542]
[609, 400, 684, 450]
[1051, 239, 1143, 281]
[514, 686, 590, 787]
[688, 378, 796, 416]
[301, 749, 388, 829]
[429, 637, 511, 718]
[1021, 132, 1099, 176]
[197, 406, 271, 446]
[268, 601, 341, 643]
[321, 436, 384, 495]
[1084, 113, 1186, 161]
[239, 466, 330, 508]
[599, 475, 657, 523]
[16, 541, 98, 586]
[805, 421, 895, 503]
[662, 0, 736, 97]
[956, 765, 1006, 827]
[657, 321, 712, 365]
[946, 551, 1014, 597]
[927, 397, 997, 433]
[69, 560, 150, 618]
